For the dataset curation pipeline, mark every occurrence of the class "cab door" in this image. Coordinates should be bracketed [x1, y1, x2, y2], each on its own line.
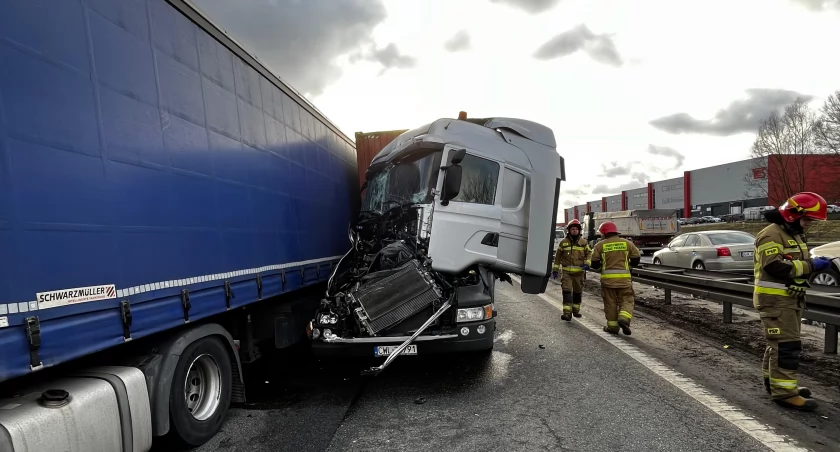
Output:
[496, 166, 530, 273]
[427, 146, 504, 273]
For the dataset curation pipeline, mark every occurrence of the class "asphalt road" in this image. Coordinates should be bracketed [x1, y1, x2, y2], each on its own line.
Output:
[190, 281, 777, 452]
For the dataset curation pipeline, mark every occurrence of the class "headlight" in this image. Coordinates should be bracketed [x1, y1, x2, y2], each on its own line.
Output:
[318, 313, 338, 325]
[456, 304, 493, 322]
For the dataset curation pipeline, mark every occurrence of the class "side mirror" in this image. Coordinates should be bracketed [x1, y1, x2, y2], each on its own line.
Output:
[440, 165, 463, 205]
[449, 148, 466, 165]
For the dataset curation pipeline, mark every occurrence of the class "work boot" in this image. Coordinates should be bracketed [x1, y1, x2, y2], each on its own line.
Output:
[618, 318, 632, 336]
[603, 326, 619, 334]
[561, 313, 572, 322]
[773, 395, 818, 412]
[764, 378, 812, 398]
[572, 312, 582, 318]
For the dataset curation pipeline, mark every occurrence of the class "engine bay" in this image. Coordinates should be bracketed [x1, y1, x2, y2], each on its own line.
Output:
[311, 202, 477, 342]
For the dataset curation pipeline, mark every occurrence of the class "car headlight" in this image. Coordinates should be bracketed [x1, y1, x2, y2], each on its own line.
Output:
[318, 313, 338, 325]
[456, 304, 493, 322]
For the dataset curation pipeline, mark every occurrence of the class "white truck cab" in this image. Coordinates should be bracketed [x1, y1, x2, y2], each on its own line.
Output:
[311, 115, 566, 373]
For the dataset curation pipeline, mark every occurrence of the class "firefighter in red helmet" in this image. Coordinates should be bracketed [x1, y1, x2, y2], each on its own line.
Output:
[552, 219, 591, 321]
[589, 221, 641, 334]
[754, 192, 831, 411]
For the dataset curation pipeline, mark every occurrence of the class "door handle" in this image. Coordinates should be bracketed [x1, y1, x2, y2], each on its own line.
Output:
[481, 233, 499, 247]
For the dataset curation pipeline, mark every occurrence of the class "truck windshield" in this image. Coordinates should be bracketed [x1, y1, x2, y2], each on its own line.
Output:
[361, 151, 442, 213]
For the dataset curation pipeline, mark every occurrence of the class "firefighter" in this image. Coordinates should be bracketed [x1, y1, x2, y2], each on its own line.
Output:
[552, 219, 591, 321]
[754, 192, 832, 411]
[589, 221, 641, 335]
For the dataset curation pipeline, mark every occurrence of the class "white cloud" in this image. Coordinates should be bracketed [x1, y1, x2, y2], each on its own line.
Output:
[193, 0, 840, 220]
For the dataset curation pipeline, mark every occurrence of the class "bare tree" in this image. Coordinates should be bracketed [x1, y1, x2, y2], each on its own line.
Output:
[746, 98, 817, 205]
[813, 91, 840, 202]
[815, 90, 840, 154]
[458, 172, 496, 205]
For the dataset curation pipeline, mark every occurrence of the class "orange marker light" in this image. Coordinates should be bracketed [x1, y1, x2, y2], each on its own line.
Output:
[458, 111, 467, 120]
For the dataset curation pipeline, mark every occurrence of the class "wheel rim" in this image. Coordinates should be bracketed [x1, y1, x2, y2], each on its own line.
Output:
[653, 258, 661, 265]
[184, 354, 222, 421]
[693, 262, 704, 269]
[812, 273, 838, 286]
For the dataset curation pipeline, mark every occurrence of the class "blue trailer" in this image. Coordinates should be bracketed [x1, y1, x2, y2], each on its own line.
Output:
[0, 0, 357, 449]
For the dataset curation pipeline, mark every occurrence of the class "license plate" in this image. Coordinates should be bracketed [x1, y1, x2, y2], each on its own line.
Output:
[374, 345, 418, 357]
[741, 251, 754, 257]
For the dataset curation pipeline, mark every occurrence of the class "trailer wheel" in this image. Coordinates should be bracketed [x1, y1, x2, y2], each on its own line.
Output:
[168, 336, 233, 448]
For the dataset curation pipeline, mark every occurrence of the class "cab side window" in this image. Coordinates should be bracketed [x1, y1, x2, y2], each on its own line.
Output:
[452, 154, 500, 205]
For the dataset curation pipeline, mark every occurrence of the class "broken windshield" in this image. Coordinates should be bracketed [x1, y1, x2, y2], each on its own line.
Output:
[362, 151, 442, 213]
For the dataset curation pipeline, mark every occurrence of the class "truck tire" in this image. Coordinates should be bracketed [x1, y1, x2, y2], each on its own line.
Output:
[167, 336, 233, 448]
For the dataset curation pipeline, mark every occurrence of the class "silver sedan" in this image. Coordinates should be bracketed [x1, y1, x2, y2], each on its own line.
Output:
[652, 230, 756, 272]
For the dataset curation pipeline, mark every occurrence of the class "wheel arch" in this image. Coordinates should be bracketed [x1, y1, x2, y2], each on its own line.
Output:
[141, 323, 245, 437]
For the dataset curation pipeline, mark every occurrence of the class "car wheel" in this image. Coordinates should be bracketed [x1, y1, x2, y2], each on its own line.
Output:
[692, 261, 705, 270]
[653, 257, 662, 265]
[810, 269, 840, 286]
[167, 336, 233, 448]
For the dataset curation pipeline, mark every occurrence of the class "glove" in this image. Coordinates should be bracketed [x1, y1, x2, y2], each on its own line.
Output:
[787, 280, 811, 298]
[810, 257, 832, 272]
[582, 264, 590, 271]
[552, 271, 559, 280]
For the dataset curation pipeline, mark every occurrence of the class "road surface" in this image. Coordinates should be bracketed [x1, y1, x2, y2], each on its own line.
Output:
[184, 278, 829, 452]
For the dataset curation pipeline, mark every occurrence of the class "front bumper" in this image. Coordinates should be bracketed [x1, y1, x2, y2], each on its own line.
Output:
[310, 318, 496, 357]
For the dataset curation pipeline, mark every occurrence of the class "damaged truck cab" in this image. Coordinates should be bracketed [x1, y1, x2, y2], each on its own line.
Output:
[308, 116, 565, 373]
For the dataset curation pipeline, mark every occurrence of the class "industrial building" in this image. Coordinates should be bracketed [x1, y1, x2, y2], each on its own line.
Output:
[564, 155, 840, 222]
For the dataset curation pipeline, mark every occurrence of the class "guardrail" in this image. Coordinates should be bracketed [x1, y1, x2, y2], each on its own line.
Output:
[631, 264, 840, 354]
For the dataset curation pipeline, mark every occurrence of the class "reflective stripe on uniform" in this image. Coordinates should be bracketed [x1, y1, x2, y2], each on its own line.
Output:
[601, 269, 631, 279]
[619, 310, 632, 320]
[754, 280, 790, 296]
[607, 320, 619, 327]
[793, 260, 804, 277]
[769, 378, 798, 389]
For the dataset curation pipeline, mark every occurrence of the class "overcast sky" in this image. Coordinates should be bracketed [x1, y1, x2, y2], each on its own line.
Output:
[192, 0, 840, 213]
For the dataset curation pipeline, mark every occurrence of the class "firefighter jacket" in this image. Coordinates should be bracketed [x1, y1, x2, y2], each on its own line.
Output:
[553, 236, 591, 274]
[590, 236, 641, 289]
[753, 223, 813, 307]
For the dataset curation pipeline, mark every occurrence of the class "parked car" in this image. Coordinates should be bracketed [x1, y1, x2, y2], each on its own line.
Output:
[554, 228, 566, 250]
[809, 241, 840, 286]
[652, 230, 756, 271]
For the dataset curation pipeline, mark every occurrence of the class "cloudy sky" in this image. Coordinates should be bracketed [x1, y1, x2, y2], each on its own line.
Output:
[192, 0, 840, 212]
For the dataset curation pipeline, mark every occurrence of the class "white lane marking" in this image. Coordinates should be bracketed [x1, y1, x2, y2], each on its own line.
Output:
[510, 276, 809, 452]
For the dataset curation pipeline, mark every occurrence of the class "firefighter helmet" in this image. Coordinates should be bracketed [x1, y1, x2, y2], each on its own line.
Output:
[599, 221, 619, 235]
[779, 192, 828, 223]
[566, 219, 582, 232]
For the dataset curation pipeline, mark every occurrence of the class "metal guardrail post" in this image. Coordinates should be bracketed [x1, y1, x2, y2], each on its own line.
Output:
[826, 324, 838, 355]
[664, 289, 672, 305]
[723, 302, 733, 323]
